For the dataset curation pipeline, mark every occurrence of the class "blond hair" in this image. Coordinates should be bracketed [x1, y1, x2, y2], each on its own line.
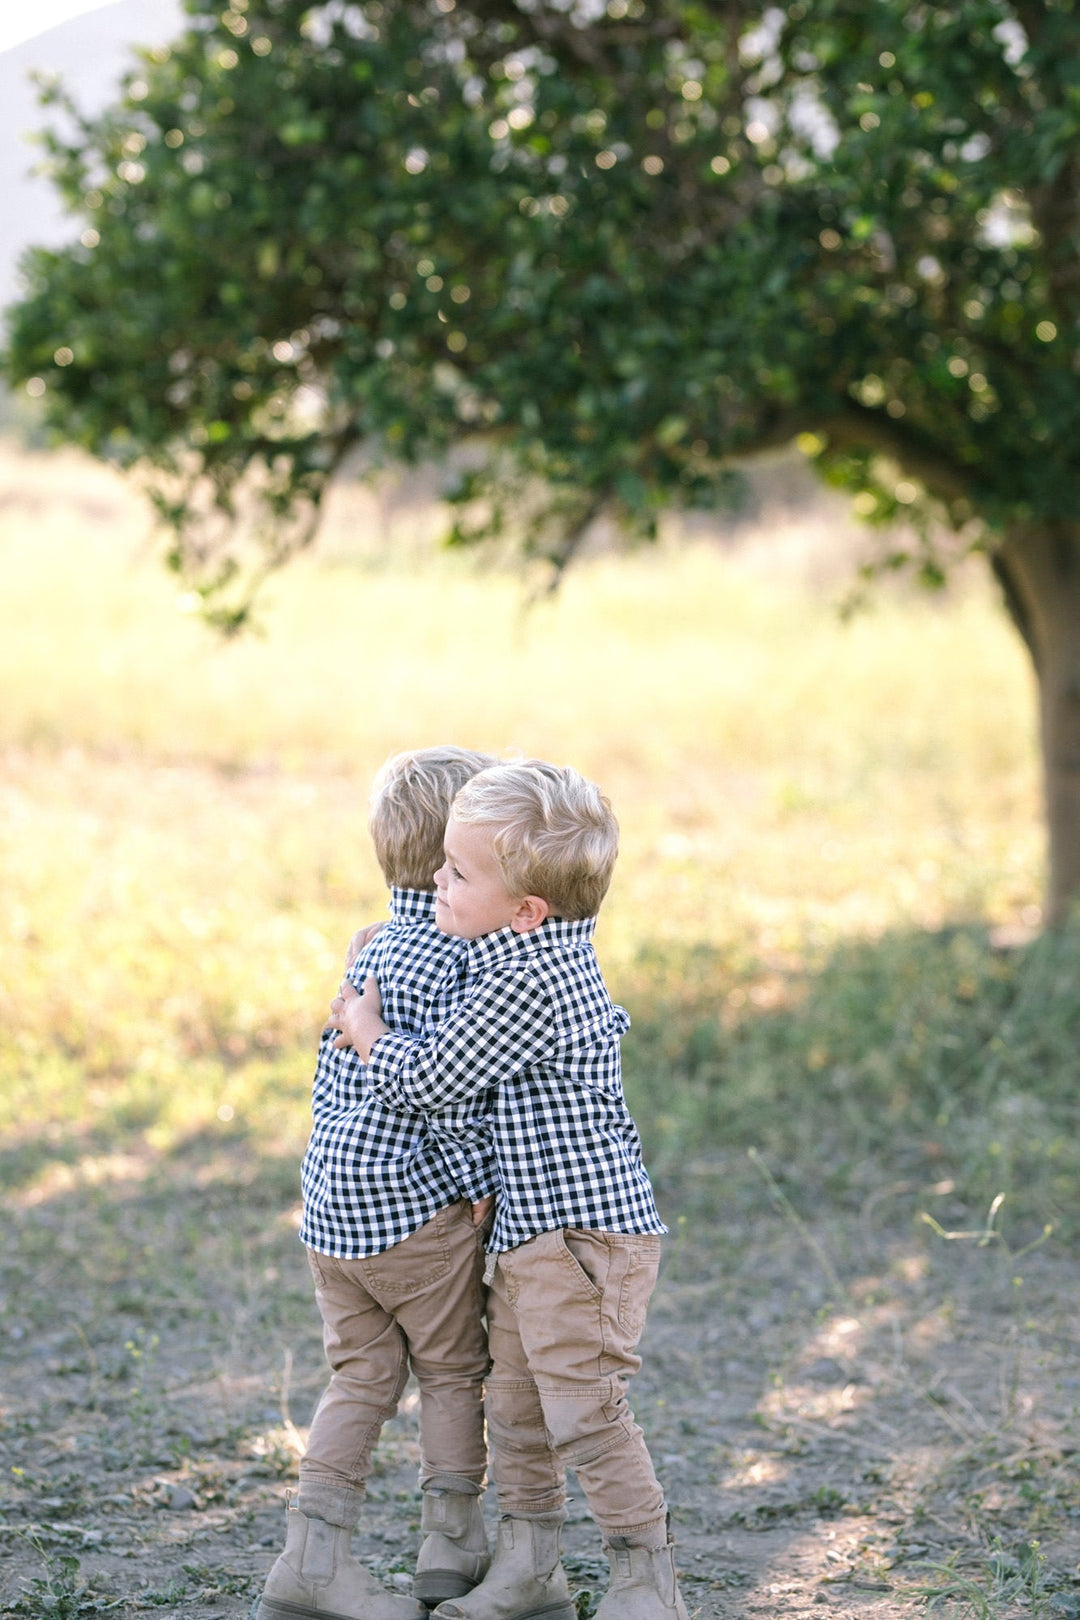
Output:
[370, 746, 499, 889]
[451, 761, 618, 919]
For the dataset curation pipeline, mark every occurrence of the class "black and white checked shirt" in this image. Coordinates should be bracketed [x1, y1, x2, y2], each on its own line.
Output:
[299, 888, 495, 1257]
[366, 916, 666, 1253]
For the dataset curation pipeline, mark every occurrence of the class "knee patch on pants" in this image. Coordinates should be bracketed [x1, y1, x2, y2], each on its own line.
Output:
[486, 1381, 554, 1459]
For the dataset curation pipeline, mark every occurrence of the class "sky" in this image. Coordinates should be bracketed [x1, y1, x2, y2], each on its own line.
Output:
[0, 1, 118, 54]
[0, 0, 184, 309]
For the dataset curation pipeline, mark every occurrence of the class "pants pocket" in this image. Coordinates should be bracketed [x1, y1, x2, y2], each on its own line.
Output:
[560, 1229, 608, 1298]
[617, 1240, 660, 1339]
[307, 1247, 333, 1289]
[361, 1208, 454, 1298]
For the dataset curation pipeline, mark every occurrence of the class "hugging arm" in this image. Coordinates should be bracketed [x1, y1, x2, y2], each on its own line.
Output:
[363, 972, 555, 1111]
[327, 978, 500, 1218]
[343, 919, 387, 970]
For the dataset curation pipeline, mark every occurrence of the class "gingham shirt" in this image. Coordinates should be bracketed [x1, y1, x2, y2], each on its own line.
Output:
[366, 916, 666, 1253]
[299, 888, 495, 1257]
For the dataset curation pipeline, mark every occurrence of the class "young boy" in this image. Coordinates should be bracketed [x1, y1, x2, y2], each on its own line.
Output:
[258, 746, 500, 1620]
[331, 762, 689, 1620]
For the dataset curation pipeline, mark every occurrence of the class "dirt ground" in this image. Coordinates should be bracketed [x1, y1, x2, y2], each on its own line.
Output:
[1, 1150, 1077, 1619]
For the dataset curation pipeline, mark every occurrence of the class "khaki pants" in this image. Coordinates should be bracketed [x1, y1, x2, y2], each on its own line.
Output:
[485, 1228, 667, 1542]
[300, 1201, 490, 1526]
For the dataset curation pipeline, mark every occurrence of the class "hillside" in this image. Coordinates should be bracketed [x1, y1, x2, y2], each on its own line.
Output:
[0, 0, 183, 314]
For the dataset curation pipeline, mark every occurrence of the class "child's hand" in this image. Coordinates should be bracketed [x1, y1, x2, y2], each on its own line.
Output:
[344, 920, 386, 969]
[329, 977, 388, 1062]
[470, 1195, 495, 1227]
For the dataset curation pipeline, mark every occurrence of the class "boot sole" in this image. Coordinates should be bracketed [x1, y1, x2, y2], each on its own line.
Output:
[258, 1599, 420, 1620]
[434, 1605, 576, 1620]
[414, 1571, 477, 1606]
[256, 1600, 322, 1620]
[510, 1604, 576, 1620]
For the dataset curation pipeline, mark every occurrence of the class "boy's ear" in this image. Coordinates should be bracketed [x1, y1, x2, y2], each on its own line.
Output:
[510, 894, 550, 934]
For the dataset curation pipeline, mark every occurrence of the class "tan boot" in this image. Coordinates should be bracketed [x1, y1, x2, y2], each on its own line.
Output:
[593, 1537, 689, 1620]
[413, 1476, 491, 1607]
[431, 1514, 575, 1620]
[257, 1501, 427, 1620]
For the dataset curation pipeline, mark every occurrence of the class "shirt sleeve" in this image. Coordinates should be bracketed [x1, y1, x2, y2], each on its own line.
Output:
[310, 933, 380, 1122]
[367, 967, 556, 1111]
[345, 935, 378, 992]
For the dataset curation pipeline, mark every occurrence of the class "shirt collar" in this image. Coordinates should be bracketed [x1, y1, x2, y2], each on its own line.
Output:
[388, 886, 439, 924]
[465, 914, 596, 971]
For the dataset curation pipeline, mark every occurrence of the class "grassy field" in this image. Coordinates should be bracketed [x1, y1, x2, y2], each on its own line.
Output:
[1, 438, 1078, 1619]
[0, 437, 1062, 1209]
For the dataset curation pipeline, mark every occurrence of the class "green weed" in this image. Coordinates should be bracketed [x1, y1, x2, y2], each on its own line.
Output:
[181, 1563, 255, 1598]
[910, 1538, 1049, 1620]
[6, 1542, 123, 1618]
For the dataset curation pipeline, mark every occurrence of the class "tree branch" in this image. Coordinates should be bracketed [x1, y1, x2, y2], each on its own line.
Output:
[743, 405, 977, 509]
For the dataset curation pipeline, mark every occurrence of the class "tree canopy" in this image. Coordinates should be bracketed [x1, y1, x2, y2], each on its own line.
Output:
[5, 0, 1080, 912]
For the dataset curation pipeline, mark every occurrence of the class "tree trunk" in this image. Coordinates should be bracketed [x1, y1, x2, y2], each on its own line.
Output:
[993, 521, 1080, 926]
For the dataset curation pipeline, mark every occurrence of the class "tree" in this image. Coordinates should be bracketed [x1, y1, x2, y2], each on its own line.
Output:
[4, 0, 1080, 917]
